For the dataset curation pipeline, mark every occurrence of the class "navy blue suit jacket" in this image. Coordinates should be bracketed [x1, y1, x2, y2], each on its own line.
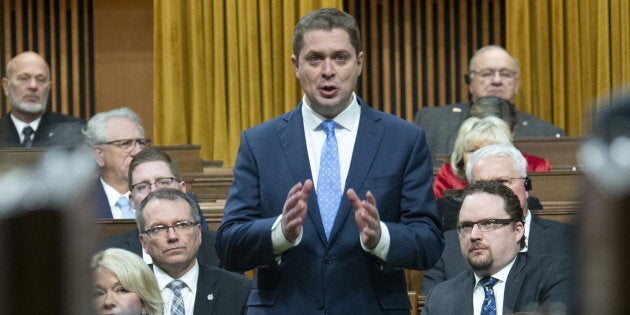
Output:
[423, 253, 573, 314]
[216, 100, 444, 314]
[0, 111, 84, 148]
[422, 214, 574, 294]
[413, 103, 566, 164]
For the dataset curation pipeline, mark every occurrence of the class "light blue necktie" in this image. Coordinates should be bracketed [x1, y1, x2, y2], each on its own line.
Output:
[116, 195, 135, 219]
[317, 120, 342, 239]
[480, 277, 499, 315]
[167, 279, 186, 315]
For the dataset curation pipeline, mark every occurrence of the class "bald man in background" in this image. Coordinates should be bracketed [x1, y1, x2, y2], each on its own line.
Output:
[0, 51, 84, 148]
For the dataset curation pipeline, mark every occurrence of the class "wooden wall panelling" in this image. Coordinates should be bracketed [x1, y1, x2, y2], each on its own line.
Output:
[0, 0, 94, 120]
[345, 0, 505, 121]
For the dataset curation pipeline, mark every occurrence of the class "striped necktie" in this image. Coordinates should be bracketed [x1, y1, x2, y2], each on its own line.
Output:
[166, 279, 186, 315]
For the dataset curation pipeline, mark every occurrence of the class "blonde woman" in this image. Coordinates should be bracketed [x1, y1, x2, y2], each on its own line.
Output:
[433, 116, 550, 199]
[92, 248, 163, 315]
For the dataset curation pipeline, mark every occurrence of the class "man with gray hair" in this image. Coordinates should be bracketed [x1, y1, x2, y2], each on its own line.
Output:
[422, 143, 573, 294]
[414, 45, 565, 164]
[0, 51, 84, 147]
[84, 107, 150, 218]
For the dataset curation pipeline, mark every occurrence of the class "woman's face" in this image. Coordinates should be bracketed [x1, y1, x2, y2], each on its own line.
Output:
[93, 267, 144, 315]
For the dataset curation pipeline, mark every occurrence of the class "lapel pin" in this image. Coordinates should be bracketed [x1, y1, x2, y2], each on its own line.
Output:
[207, 293, 214, 301]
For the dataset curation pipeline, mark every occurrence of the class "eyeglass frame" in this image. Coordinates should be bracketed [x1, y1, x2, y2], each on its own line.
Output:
[97, 138, 151, 151]
[456, 218, 520, 234]
[141, 220, 200, 237]
[493, 177, 527, 186]
[469, 68, 518, 81]
[131, 177, 179, 194]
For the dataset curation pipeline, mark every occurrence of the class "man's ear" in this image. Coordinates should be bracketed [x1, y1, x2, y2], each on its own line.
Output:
[139, 233, 149, 254]
[2, 77, 9, 96]
[179, 181, 187, 193]
[93, 147, 105, 167]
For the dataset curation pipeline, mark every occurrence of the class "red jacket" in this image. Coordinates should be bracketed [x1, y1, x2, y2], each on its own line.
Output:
[433, 153, 551, 199]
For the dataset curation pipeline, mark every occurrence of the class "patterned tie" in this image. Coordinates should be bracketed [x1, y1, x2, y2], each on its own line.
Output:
[317, 120, 342, 239]
[22, 126, 34, 147]
[167, 279, 186, 315]
[480, 277, 499, 315]
[115, 195, 135, 219]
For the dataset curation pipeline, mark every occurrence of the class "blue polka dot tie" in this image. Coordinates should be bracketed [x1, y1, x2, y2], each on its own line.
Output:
[480, 277, 499, 315]
[317, 120, 341, 240]
[167, 279, 186, 315]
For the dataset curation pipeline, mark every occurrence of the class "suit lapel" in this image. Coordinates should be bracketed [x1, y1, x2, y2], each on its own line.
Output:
[0, 114, 21, 145]
[328, 101, 383, 242]
[194, 265, 219, 314]
[277, 105, 327, 244]
[503, 253, 527, 313]
[33, 111, 52, 145]
[528, 214, 550, 254]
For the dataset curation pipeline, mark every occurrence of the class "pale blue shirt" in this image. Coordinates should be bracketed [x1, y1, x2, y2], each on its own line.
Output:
[271, 93, 391, 261]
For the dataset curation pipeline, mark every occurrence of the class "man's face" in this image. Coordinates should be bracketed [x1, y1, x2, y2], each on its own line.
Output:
[129, 161, 186, 208]
[2, 53, 51, 118]
[95, 117, 145, 185]
[139, 198, 201, 276]
[458, 192, 524, 276]
[470, 156, 529, 213]
[291, 28, 363, 119]
[468, 49, 520, 102]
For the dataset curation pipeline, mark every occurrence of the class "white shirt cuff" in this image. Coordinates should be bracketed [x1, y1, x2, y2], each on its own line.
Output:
[271, 214, 302, 255]
[360, 221, 390, 261]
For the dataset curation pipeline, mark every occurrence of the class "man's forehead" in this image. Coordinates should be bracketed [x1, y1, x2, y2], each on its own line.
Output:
[459, 193, 505, 219]
[473, 157, 517, 177]
[133, 161, 173, 178]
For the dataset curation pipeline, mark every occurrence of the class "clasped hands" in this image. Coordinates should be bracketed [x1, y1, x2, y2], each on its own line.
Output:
[280, 179, 382, 249]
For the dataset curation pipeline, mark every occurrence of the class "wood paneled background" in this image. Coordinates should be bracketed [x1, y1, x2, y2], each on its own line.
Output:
[347, 0, 505, 121]
[1, 0, 506, 127]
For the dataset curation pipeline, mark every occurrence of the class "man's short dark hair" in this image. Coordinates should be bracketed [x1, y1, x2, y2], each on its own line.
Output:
[128, 147, 182, 190]
[460, 180, 526, 248]
[292, 8, 361, 59]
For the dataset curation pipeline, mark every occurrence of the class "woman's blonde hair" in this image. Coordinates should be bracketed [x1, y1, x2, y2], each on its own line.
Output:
[92, 248, 164, 315]
[451, 116, 512, 179]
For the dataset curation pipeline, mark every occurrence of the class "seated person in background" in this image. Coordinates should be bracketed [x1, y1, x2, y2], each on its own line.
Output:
[84, 107, 149, 219]
[101, 147, 217, 266]
[1, 51, 84, 148]
[414, 45, 565, 164]
[423, 144, 574, 294]
[92, 248, 164, 315]
[433, 115, 551, 199]
[423, 181, 572, 314]
[138, 189, 253, 314]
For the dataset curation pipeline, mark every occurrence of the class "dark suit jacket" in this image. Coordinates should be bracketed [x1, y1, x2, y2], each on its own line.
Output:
[216, 99, 444, 314]
[422, 214, 574, 294]
[413, 103, 566, 163]
[423, 253, 572, 314]
[101, 229, 221, 267]
[0, 111, 85, 148]
[193, 264, 254, 315]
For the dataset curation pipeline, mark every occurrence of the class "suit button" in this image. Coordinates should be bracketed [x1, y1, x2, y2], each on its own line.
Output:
[324, 256, 332, 264]
[315, 301, 324, 310]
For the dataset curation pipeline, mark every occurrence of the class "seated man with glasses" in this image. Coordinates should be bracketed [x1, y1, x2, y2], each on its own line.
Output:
[102, 147, 217, 266]
[137, 188, 252, 314]
[422, 144, 574, 294]
[413, 45, 565, 165]
[423, 180, 572, 314]
[84, 107, 150, 219]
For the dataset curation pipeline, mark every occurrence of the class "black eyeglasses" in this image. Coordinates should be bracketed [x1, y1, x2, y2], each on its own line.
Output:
[99, 138, 151, 151]
[456, 219, 517, 234]
[131, 177, 178, 194]
[142, 221, 199, 237]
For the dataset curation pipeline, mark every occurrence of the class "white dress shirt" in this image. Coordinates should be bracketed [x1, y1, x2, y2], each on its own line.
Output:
[11, 114, 41, 143]
[154, 261, 199, 315]
[100, 177, 132, 219]
[472, 256, 517, 315]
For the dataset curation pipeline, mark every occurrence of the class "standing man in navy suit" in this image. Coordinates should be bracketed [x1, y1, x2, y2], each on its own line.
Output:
[138, 189, 252, 315]
[423, 181, 572, 314]
[216, 8, 443, 314]
[1, 51, 84, 148]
